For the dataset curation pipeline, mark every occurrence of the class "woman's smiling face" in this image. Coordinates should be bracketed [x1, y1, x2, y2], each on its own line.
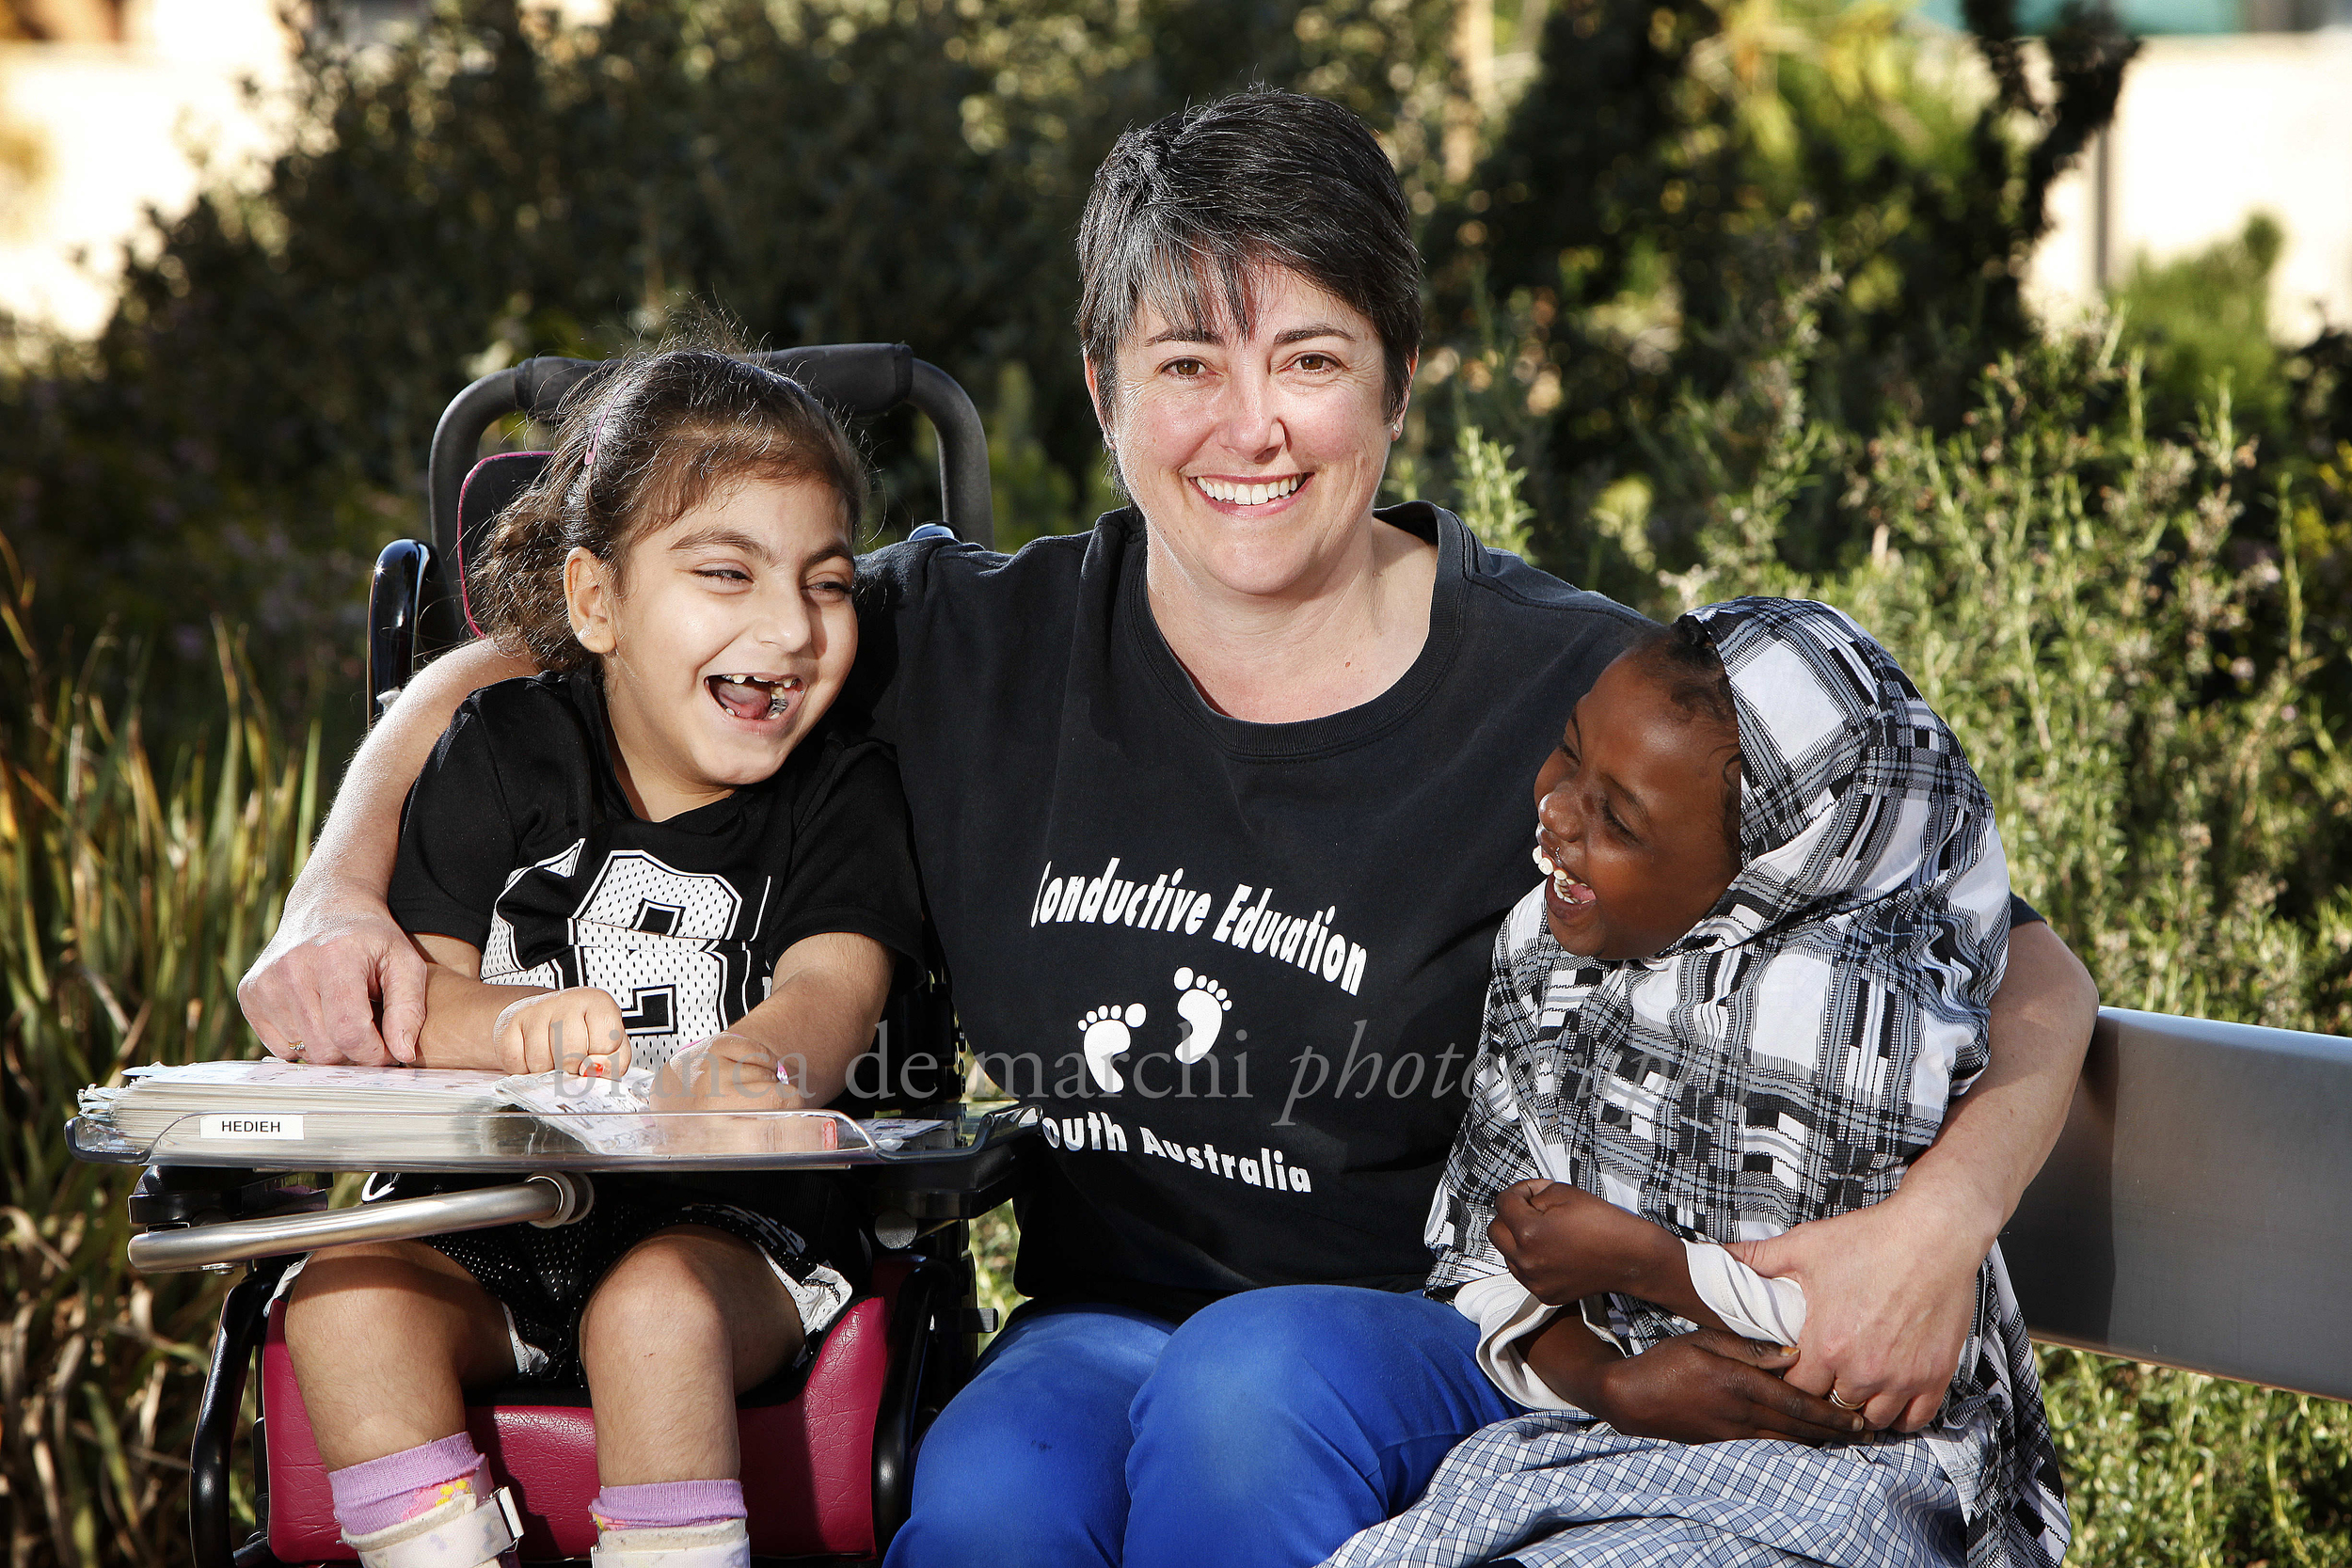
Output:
[1531, 650, 1742, 960]
[1094, 264, 1404, 602]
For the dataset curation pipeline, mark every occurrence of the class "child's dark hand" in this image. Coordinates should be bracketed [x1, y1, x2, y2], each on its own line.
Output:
[1489, 1180, 1680, 1307]
[1597, 1327, 1867, 1444]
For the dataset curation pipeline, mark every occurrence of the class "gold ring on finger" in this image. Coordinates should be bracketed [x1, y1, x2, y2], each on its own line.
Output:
[1829, 1388, 1864, 1411]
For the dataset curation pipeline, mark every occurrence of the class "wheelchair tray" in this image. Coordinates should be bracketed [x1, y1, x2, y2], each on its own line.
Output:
[67, 1101, 1039, 1174]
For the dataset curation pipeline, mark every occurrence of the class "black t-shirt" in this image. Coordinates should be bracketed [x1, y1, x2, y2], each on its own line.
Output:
[847, 503, 1659, 1318]
[389, 670, 924, 1072]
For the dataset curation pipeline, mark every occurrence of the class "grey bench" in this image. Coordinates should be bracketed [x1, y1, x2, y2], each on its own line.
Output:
[2001, 1006, 2352, 1401]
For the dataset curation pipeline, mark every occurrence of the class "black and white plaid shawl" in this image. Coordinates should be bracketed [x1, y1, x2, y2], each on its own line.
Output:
[1424, 597, 2067, 1568]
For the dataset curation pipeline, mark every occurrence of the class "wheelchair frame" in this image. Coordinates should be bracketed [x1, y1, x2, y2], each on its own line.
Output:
[136, 344, 1025, 1568]
[152, 1145, 1028, 1568]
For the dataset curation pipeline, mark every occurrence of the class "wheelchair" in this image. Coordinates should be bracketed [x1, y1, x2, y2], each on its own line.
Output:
[103, 345, 1025, 1568]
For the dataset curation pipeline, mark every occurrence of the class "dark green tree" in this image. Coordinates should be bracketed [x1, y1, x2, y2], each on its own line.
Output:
[1425, 0, 2137, 573]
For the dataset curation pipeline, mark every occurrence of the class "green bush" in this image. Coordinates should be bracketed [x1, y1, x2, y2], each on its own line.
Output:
[2045, 1351, 2352, 1567]
[1418, 0, 2136, 546]
[1409, 0, 2349, 676]
[2113, 214, 2290, 448]
[1551, 295, 2352, 1032]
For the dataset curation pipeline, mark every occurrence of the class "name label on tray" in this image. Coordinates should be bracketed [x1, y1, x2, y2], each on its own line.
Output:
[199, 1114, 304, 1140]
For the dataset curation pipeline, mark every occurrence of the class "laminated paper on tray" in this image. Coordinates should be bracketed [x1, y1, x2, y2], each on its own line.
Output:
[80, 1060, 944, 1161]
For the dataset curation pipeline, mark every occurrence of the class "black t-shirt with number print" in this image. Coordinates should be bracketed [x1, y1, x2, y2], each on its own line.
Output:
[846, 503, 1656, 1320]
[388, 669, 924, 1073]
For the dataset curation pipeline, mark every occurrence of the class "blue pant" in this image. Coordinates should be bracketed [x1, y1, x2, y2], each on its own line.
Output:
[881, 1284, 1521, 1568]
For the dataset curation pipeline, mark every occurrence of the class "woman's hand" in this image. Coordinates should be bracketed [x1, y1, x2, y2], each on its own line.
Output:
[1525, 1315, 1865, 1445]
[1726, 1188, 1983, 1433]
[491, 987, 631, 1078]
[237, 893, 426, 1066]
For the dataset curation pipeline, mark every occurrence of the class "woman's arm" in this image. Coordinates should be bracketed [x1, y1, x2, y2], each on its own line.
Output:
[237, 641, 538, 1065]
[651, 931, 896, 1110]
[1729, 920, 2100, 1431]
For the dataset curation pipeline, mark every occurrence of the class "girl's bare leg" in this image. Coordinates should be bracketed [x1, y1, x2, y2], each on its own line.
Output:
[579, 1226, 805, 1483]
[282, 1240, 518, 1469]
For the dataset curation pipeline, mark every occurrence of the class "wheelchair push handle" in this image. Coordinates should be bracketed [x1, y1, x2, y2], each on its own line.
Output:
[127, 1170, 595, 1274]
[428, 342, 993, 556]
[383, 342, 994, 723]
[514, 342, 914, 421]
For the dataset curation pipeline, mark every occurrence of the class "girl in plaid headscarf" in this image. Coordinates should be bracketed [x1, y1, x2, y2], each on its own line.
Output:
[1324, 598, 2065, 1568]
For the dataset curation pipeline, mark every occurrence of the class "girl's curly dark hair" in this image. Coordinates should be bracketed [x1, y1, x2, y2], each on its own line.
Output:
[468, 345, 867, 672]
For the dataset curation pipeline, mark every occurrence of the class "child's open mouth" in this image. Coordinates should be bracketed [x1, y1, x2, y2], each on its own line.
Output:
[707, 673, 803, 723]
[1533, 845, 1597, 908]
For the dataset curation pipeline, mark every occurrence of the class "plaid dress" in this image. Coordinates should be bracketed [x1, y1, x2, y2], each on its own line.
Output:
[1336, 599, 2068, 1568]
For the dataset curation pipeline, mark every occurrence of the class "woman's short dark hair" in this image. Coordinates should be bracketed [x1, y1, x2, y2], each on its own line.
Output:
[1076, 89, 1422, 420]
[469, 345, 866, 673]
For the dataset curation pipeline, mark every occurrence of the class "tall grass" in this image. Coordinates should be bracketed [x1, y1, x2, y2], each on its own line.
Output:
[1, 536, 321, 1568]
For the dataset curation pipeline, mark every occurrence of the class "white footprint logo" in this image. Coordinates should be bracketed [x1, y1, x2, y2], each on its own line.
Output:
[1080, 1003, 1146, 1093]
[1172, 969, 1231, 1064]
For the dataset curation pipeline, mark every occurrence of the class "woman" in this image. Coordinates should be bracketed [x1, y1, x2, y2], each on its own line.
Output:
[239, 90, 2098, 1568]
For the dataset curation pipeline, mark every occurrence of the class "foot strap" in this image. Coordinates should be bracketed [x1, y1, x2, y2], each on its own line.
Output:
[590, 1519, 751, 1568]
[352, 1487, 522, 1568]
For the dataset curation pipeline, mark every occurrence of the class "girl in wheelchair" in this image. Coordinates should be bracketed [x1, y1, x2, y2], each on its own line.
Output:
[1329, 600, 2068, 1567]
[281, 346, 923, 1568]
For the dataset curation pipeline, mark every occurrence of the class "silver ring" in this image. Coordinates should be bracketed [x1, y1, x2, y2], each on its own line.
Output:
[1828, 1388, 1864, 1411]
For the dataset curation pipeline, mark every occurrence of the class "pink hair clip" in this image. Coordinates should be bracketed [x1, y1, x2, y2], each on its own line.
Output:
[582, 404, 614, 470]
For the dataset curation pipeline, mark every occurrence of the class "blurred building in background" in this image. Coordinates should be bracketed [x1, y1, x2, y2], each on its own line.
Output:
[0, 0, 299, 335]
[2029, 28, 2352, 341]
[0, 0, 598, 336]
